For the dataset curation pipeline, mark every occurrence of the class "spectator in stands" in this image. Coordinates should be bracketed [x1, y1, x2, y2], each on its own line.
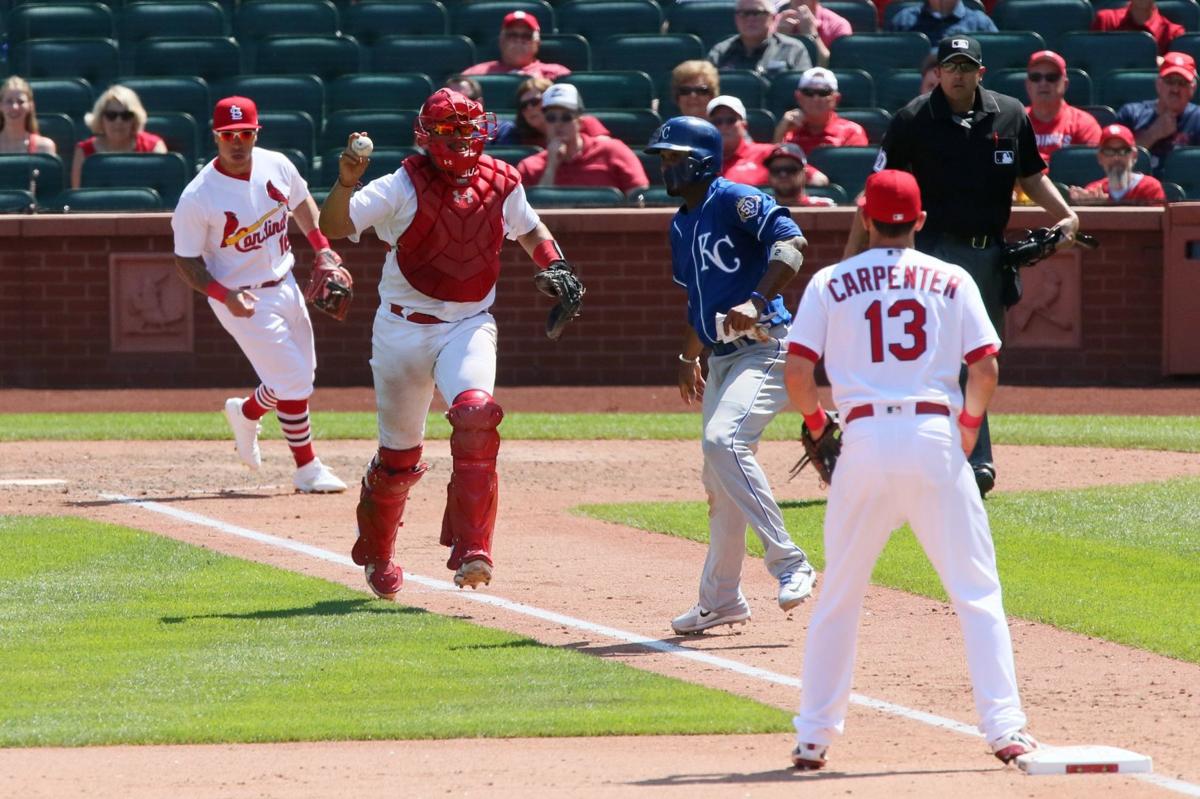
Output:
[773, 67, 868, 151]
[709, 94, 829, 186]
[494, 76, 610, 147]
[886, 0, 997, 40]
[765, 142, 836, 206]
[1117, 51, 1200, 175]
[445, 73, 520, 146]
[71, 85, 166, 189]
[0, 76, 56, 155]
[463, 11, 570, 81]
[671, 60, 720, 119]
[919, 53, 941, 94]
[775, 0, 853, 67]
[707, 0, 813, 76]
[516, 84, 649, 195]
[1067, 123, 1166, 204]
[1024, 50, 1101, 164]
[1092, 0, 1184, 58]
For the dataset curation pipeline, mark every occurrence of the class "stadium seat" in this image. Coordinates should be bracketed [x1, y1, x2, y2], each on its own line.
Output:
[254, 36, 363, 81]
[1082, 105, 1118, 127]
[452, 0, 556, 60]
[877, 70, 923, 113]
[80, 152, 191, 206]
[1101, 70, 1159, 112]
[1058, 32, 1159, 84]
[133, 37, 242, 84]
[322, 109, 417, 151]
[33, 114, 79, 164]
[7, 3, 115, 44]
[525, 185, 627, 208]
[883, 0, 987, 28]
[11, 39, 120, 90]
[235, 0, 339, 42]
[805, 183, 849, 204]
[53, 187, 164, 212]
[1162, 180, 1186, 202]
[1163, 146, 1200, 199]
[145, 112, 200, 166]
[718, 70, 769, 110]
[253, 110, 316, 161]
[0, 154, 66, 203]
[215, 75, 324, 131]
[121, 77, 211, 131]
[472, 74, 527, 110]
[119, 2, 227, 46]
[0, 189, 37, 213]
[1168, 33, 1200, 62]
[557, 0, 663, 38]
[27, 78, 94, 124]
[806, 145, 877, 197]
[635, 150, 664, 185]
[563, 71, 655, 111]
[824, 1, 877, 33]
[343, 1, 450, 45]
[590, 108, 663, 145]
[665, 1, 735, 49]
[275, 148, 309, 181]
[596, 34, 705, 98]
[1049, 145, 1152, 188]
[319, 146, 415, 186]
[971, 31, 1047, 71]
[370, 36, 477, 83]
[485, 144, 541, 168]
[828, 33, 931, 81]
[537, 33, 591, 71]
[837, 107, 891, 145]
[746, 108, 777, 143]
[991, 0, 1094, 52]
[328, 74, 433, 114]
[987, 68, 1093, 107]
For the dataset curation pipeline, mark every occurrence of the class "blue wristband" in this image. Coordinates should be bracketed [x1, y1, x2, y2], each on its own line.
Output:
[750, 291, 768, 309]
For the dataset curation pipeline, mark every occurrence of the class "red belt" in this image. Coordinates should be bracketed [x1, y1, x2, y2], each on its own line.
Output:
[239, 275, 284, 291]
[390, 304, 448, 324]
[844, 402, 950, 424]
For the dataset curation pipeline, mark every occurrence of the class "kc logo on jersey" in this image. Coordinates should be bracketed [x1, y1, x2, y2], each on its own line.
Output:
[696, 232, 741, 273]
[221, 180, 290, 252]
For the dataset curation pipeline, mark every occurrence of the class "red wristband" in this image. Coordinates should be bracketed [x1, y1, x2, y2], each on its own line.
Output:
[958, 409, 984, 429]
[802, 406, 827, 432]
[205, 280, 229, 303]
[306, 228, 331, 251]
[532, 239, 565, 269]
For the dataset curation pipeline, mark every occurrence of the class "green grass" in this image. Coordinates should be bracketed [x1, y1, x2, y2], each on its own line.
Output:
[578, 478, 1200, 664]
[1, 412, 1198, 450]
[0, 516, 791, 747]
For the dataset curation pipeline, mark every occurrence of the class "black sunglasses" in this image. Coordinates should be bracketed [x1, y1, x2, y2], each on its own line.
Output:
[801, 88, 833, 98]
[1100, 146, 1133, 156]
[103, 110, 135, 122]
[1027, 72, 1062, 84]
[543, 111, 576, 123]
[676, 85, 713, 97]
[519, 97, 542, 109]
[735, 8, 771, 17]
[770, 165, 802, 176]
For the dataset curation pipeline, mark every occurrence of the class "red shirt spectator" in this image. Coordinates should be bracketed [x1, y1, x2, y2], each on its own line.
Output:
[1070, 123, 1167, 204]
[462, 11, 571, 81]
[783, 113, 868, 152]
[1081, 173, 1166, 202]
[1092, 0, 1184, 56]
[778, 67, 868, 152]
[79, 130, 163, 157]
[1023, 51, 1101, 163]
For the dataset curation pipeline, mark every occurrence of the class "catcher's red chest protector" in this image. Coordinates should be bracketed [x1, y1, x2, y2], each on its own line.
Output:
[397, 154, 521, 303]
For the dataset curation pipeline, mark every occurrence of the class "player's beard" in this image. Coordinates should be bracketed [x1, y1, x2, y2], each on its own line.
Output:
[1106, 163, 1131, 193]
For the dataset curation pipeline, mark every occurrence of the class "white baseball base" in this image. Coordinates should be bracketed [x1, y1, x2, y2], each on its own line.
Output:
[1017, 745, 1153, 775]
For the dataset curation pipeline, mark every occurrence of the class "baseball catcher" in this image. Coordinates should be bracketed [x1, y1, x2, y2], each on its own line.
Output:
[789, 410, 841, 486]
[304, 248, 353, 321]
[533, 258, 585, 340]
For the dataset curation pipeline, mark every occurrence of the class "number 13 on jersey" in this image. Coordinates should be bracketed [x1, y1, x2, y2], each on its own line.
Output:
[865, 298, 927, 362]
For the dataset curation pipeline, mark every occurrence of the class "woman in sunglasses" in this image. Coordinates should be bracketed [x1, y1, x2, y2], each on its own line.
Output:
[71, 85, 166, 188]
[0, 76, 57, 155]
[493, 76, 609, 147]
[669, 60, 720, 119]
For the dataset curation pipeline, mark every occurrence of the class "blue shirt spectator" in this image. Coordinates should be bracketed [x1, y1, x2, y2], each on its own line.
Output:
[1116, 52, 1200, 176]
[887, 0, 997, 40]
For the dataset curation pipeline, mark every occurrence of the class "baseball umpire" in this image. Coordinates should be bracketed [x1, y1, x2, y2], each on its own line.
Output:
[844, 35, 1079, 497]
[172, 96, 348, 493]
[645, 116, 816, 636]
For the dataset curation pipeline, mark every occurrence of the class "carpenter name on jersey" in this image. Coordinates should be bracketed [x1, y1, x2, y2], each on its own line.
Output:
[827, 258, 964, 303]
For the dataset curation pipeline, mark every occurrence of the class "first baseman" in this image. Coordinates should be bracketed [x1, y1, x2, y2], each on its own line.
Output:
[644, 116, 816, 636]
[784, 170, 1037, 770]
[172, 96, 347, 494]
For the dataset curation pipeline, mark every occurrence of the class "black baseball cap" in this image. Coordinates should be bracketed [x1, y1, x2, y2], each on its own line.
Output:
[937, 36, 983, 66]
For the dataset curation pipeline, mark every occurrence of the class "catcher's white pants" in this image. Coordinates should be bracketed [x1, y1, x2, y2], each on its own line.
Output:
[210, 272, 316, 399]
[697, 337, 810, 614]
[793, 408, 1027, 746]
[371, 305, 498, 450]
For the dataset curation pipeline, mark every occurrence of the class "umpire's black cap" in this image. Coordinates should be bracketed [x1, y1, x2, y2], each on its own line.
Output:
[937, 35, 983, 66]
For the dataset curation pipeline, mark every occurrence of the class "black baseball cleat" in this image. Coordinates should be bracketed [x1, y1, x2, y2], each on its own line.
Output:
[974, 465, 996, 499]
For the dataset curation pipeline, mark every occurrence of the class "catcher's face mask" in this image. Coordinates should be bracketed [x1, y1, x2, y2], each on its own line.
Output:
[415, 89, 497, 185]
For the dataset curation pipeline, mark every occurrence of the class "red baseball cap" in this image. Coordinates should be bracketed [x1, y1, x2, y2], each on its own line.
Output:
[213, 96, 259, 131]
[1027, 50, 1066, 74]
[1160, 51, 1197, 82]
[502, 10, 540, 32]
[859, 169, 921, 224]
[1100, 123, 1135, 148]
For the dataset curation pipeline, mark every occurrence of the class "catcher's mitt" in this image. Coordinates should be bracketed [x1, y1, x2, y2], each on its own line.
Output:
[789, 411, 842, 487]
[305, 248, 353, 321]
[1003, 227, 1100, 270]
[533, 260, 585, 340]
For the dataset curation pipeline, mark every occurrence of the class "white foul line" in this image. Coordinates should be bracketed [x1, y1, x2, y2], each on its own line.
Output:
[100, 493, 1198, 796]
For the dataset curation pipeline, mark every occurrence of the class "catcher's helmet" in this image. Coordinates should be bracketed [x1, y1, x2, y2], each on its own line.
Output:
[644, 116, 722, 193]
[414, 88, 497, 185]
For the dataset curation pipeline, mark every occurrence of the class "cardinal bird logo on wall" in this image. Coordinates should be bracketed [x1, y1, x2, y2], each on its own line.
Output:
[221, 180, 291, 252]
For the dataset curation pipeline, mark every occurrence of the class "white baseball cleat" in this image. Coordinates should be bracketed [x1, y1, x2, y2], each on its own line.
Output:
[223, 397, 262, 470]
[791, 741, 829, 770]
[990, 730, 1040, 764]
[454, 558, 493, 589]
[293, 457, 347, 493]
[778, 562, 817, 611]
[671, 602, 751, 635]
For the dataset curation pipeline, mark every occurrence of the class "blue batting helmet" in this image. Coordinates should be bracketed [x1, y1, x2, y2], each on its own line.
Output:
[644, 116, 722, 192]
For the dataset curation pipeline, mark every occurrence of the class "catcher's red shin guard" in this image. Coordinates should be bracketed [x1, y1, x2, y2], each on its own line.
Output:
[353, 446, 428, 598]
[441, 390, 503, 587]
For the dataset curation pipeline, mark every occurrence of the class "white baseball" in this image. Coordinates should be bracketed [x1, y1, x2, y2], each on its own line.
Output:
[351, 136, 373, 157]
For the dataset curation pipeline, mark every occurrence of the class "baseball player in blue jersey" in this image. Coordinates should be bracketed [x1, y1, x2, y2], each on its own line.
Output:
[645, 116, 817, 635]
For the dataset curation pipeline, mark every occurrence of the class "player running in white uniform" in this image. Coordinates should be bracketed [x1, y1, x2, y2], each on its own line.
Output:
[173, 96, 347, 493]
[783, 170, 1038, 769]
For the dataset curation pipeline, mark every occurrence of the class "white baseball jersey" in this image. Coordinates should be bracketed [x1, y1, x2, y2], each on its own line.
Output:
[787, 247, 1000, 415]
[172, 148, 309, 289]
[347, 168, 540, 322]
